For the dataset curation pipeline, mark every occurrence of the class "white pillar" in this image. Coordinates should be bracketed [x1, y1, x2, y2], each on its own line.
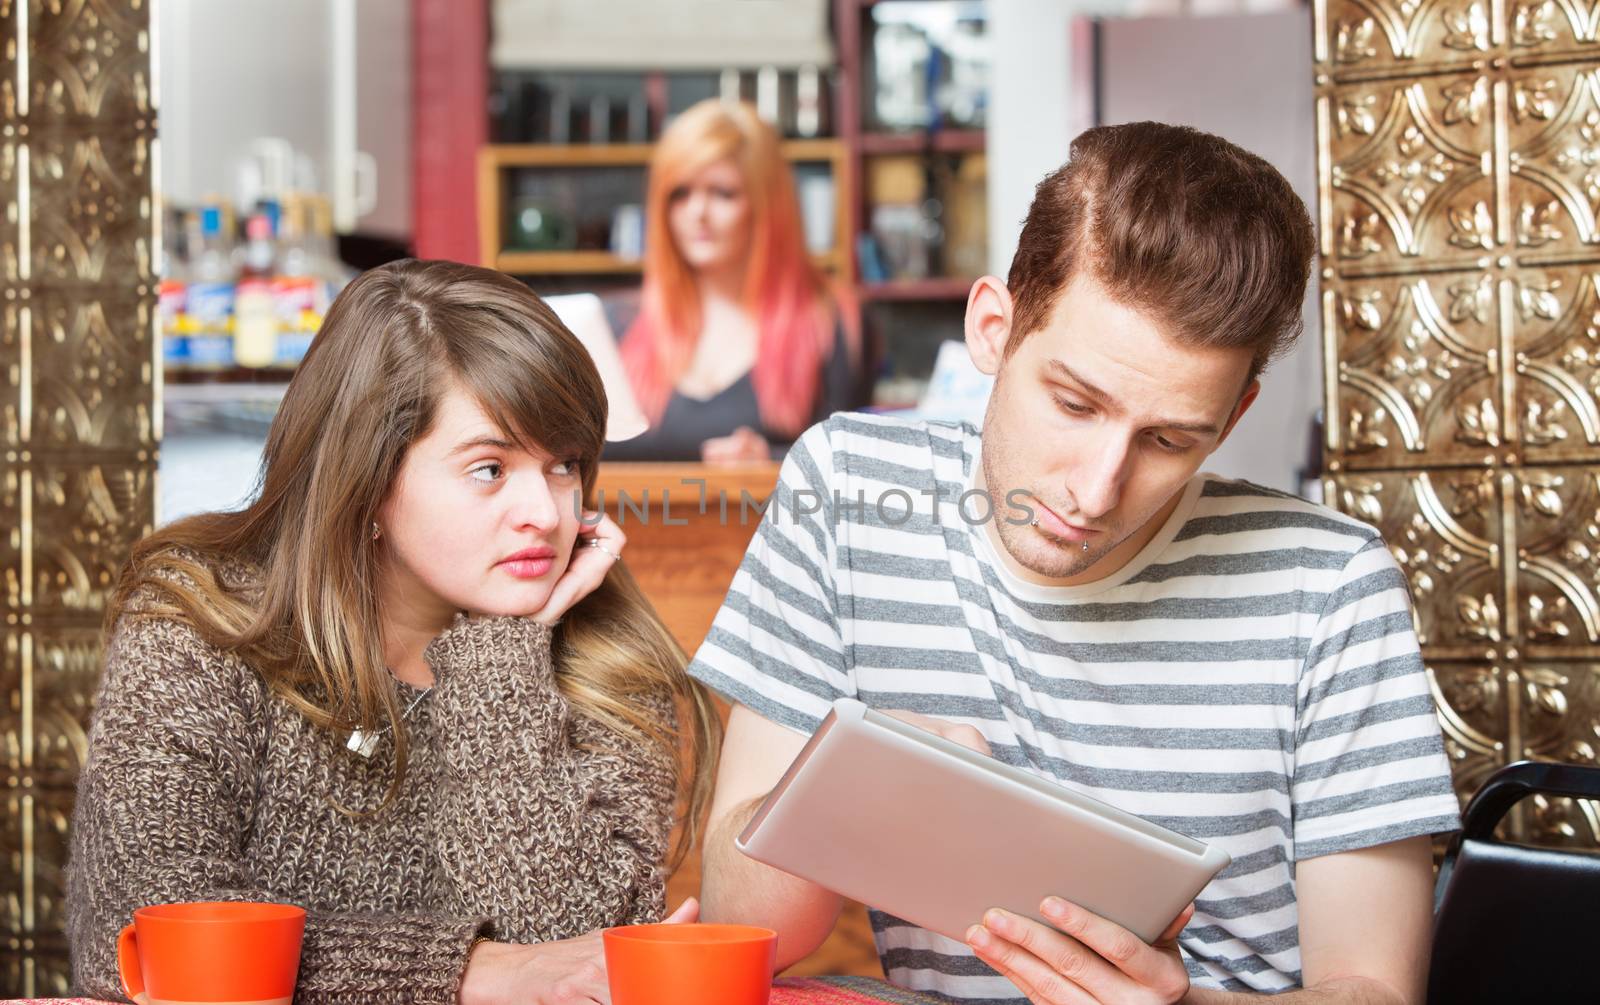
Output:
[986, 0, 1132, 278]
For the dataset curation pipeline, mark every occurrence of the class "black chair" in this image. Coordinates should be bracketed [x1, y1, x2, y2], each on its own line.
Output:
[1428, 760, 1600, 1004]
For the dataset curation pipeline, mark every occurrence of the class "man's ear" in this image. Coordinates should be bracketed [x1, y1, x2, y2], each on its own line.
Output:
[964, 276, 1015, 376]
[1214, 378, 1262, 449]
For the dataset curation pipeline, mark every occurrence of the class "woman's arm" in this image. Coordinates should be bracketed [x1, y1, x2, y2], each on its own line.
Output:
[422, 615, 679, 939]
[66, 616, 487, 1005]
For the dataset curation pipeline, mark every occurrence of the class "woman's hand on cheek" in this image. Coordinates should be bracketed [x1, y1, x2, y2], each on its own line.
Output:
[528, 510, 625, 626]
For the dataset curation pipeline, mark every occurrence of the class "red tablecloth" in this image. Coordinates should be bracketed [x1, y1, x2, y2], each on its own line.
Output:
[773, 976, 946, 1003]
[3, 978, 945, 1004]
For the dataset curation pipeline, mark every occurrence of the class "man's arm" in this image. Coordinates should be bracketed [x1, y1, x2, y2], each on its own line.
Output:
[699, 702, 847, 970]
[968, 835, 1436, 1004]
[1185, 835, 1436, 1004]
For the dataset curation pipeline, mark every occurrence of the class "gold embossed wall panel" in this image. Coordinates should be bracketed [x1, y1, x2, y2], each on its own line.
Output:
[1319, 0, 1600, 845]
[1327, 470, 1503, 653]
[1509, 266, 1600, 463]
[1324, 272, 1502, 470]
[1, 0, 156, 994]
[1429, 659, 1512, 791]
[1513, 465, 1600, 655]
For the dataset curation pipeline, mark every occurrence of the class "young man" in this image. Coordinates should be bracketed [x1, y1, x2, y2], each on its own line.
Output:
[688, 122, 1460, 1004]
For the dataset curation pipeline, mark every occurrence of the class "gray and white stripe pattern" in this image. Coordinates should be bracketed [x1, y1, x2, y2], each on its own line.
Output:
[690, 414, 1459, 1000]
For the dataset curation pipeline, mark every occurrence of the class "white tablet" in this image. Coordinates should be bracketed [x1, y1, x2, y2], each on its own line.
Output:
[736, 698, 1231, 945]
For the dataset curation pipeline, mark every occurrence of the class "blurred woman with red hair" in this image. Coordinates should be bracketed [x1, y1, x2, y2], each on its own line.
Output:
[607, 99, 861, 463]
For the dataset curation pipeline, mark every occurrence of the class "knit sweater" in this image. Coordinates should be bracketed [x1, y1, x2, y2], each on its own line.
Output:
[66, 596, 678, 1005]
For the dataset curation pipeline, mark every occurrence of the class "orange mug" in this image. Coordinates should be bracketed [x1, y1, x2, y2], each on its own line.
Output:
[603, 922, 777, 1005]
[117, 901, 305, 1005]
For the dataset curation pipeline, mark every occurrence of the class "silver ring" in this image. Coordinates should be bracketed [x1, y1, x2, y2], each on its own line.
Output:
[587, 539, 621, 562]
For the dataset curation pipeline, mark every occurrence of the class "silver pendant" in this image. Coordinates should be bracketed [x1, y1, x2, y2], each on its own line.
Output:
[346, 728, 381, 758]
[345, 684, 431, 759]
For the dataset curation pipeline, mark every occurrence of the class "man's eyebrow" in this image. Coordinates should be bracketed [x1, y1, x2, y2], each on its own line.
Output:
[446, 435, 516, 456]
[1044, 358, 1220, 436]
[1045, 359, 1112, 404]
[1155, 417, 1221, 436]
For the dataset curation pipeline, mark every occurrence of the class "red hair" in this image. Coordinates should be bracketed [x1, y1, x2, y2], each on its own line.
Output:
[621, 100, 846, 437]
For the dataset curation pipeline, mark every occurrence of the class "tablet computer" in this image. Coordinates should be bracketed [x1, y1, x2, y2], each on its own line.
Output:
[736, 698, 1231, 945]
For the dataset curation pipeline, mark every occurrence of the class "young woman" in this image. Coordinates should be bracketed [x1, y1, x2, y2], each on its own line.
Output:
[606, 99, 861, 464]
[67, 259, 722, 1005]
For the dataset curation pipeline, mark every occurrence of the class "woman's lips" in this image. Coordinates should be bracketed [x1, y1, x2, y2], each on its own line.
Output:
[499, 557, 554, 579]
[498, 548, 555, 579]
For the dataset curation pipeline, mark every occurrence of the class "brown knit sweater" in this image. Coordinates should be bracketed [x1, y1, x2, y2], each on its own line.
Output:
[66, 600, 678, 1005]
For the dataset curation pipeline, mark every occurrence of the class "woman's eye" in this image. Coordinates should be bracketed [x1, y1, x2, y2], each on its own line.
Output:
[1153, 435, 1187, 453]
[550, 459, 581, 478]
[469, 462, 503, 484]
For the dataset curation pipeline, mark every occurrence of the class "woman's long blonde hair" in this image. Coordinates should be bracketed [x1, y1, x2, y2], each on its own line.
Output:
[109, 259, 721, 860]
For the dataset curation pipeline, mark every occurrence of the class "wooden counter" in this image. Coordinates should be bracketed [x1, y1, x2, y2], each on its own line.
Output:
[594, 461, 782, 654]
[596, 462, 882, 979]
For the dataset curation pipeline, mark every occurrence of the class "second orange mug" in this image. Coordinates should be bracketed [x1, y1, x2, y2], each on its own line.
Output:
[117, 901, 305, 1005]
[604, 922, 777, 1005]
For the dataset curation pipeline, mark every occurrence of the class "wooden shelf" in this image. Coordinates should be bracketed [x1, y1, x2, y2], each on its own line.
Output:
[484, 138, 845, 169]
[859, 129, 985, 155]
[163, 368, 297, 385]
[478, 139, 852, 275]
[494, 250, 644, 274]
[861, 277, 974, 302]
[494, 249, 844, 277]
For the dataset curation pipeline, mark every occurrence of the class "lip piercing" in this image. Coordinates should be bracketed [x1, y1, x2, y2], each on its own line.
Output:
[1031, 515, 1091, 551]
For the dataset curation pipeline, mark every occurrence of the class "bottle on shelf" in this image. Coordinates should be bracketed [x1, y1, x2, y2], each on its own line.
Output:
[159, 206, 191, 374]
[185, 202, 237, 373]
[271, 195, 323, 368]
[305, 194, 353, 304]
[233, 211, 279, 369]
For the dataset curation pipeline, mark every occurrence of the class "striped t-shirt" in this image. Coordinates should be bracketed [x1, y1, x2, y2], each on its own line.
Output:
[688, 414, 1460, 1000]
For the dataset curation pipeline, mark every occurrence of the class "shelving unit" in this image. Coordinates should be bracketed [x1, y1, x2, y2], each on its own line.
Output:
[835, 0, 987, 294]
[833, 0, 989, 404]
[476, 139, 852, 277]
[476, 0, 988, 401]
[858, 127, 985, 156]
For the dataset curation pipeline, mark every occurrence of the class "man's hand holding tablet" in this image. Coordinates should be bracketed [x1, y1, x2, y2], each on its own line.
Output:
[878, 709, 1196, 1005]
[738, 700, 1220, 1005]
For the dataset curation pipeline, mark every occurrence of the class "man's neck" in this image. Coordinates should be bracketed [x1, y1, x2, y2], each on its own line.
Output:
[976, 463, 1190, 590]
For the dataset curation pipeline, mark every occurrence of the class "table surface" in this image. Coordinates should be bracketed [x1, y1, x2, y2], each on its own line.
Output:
[2, 977, 947, 1005]
[773, 976, 947, 1003]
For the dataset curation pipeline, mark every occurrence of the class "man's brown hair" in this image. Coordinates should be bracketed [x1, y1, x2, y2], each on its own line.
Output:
[1005, 121, 1316, 380]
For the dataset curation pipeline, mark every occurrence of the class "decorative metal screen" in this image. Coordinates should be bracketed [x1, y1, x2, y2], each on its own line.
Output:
[1316, 0, 1600, 846]
[2, 0, 157, 993]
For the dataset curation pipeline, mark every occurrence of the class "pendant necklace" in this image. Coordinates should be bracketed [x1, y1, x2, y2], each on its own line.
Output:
[346, 684, 433, 759]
